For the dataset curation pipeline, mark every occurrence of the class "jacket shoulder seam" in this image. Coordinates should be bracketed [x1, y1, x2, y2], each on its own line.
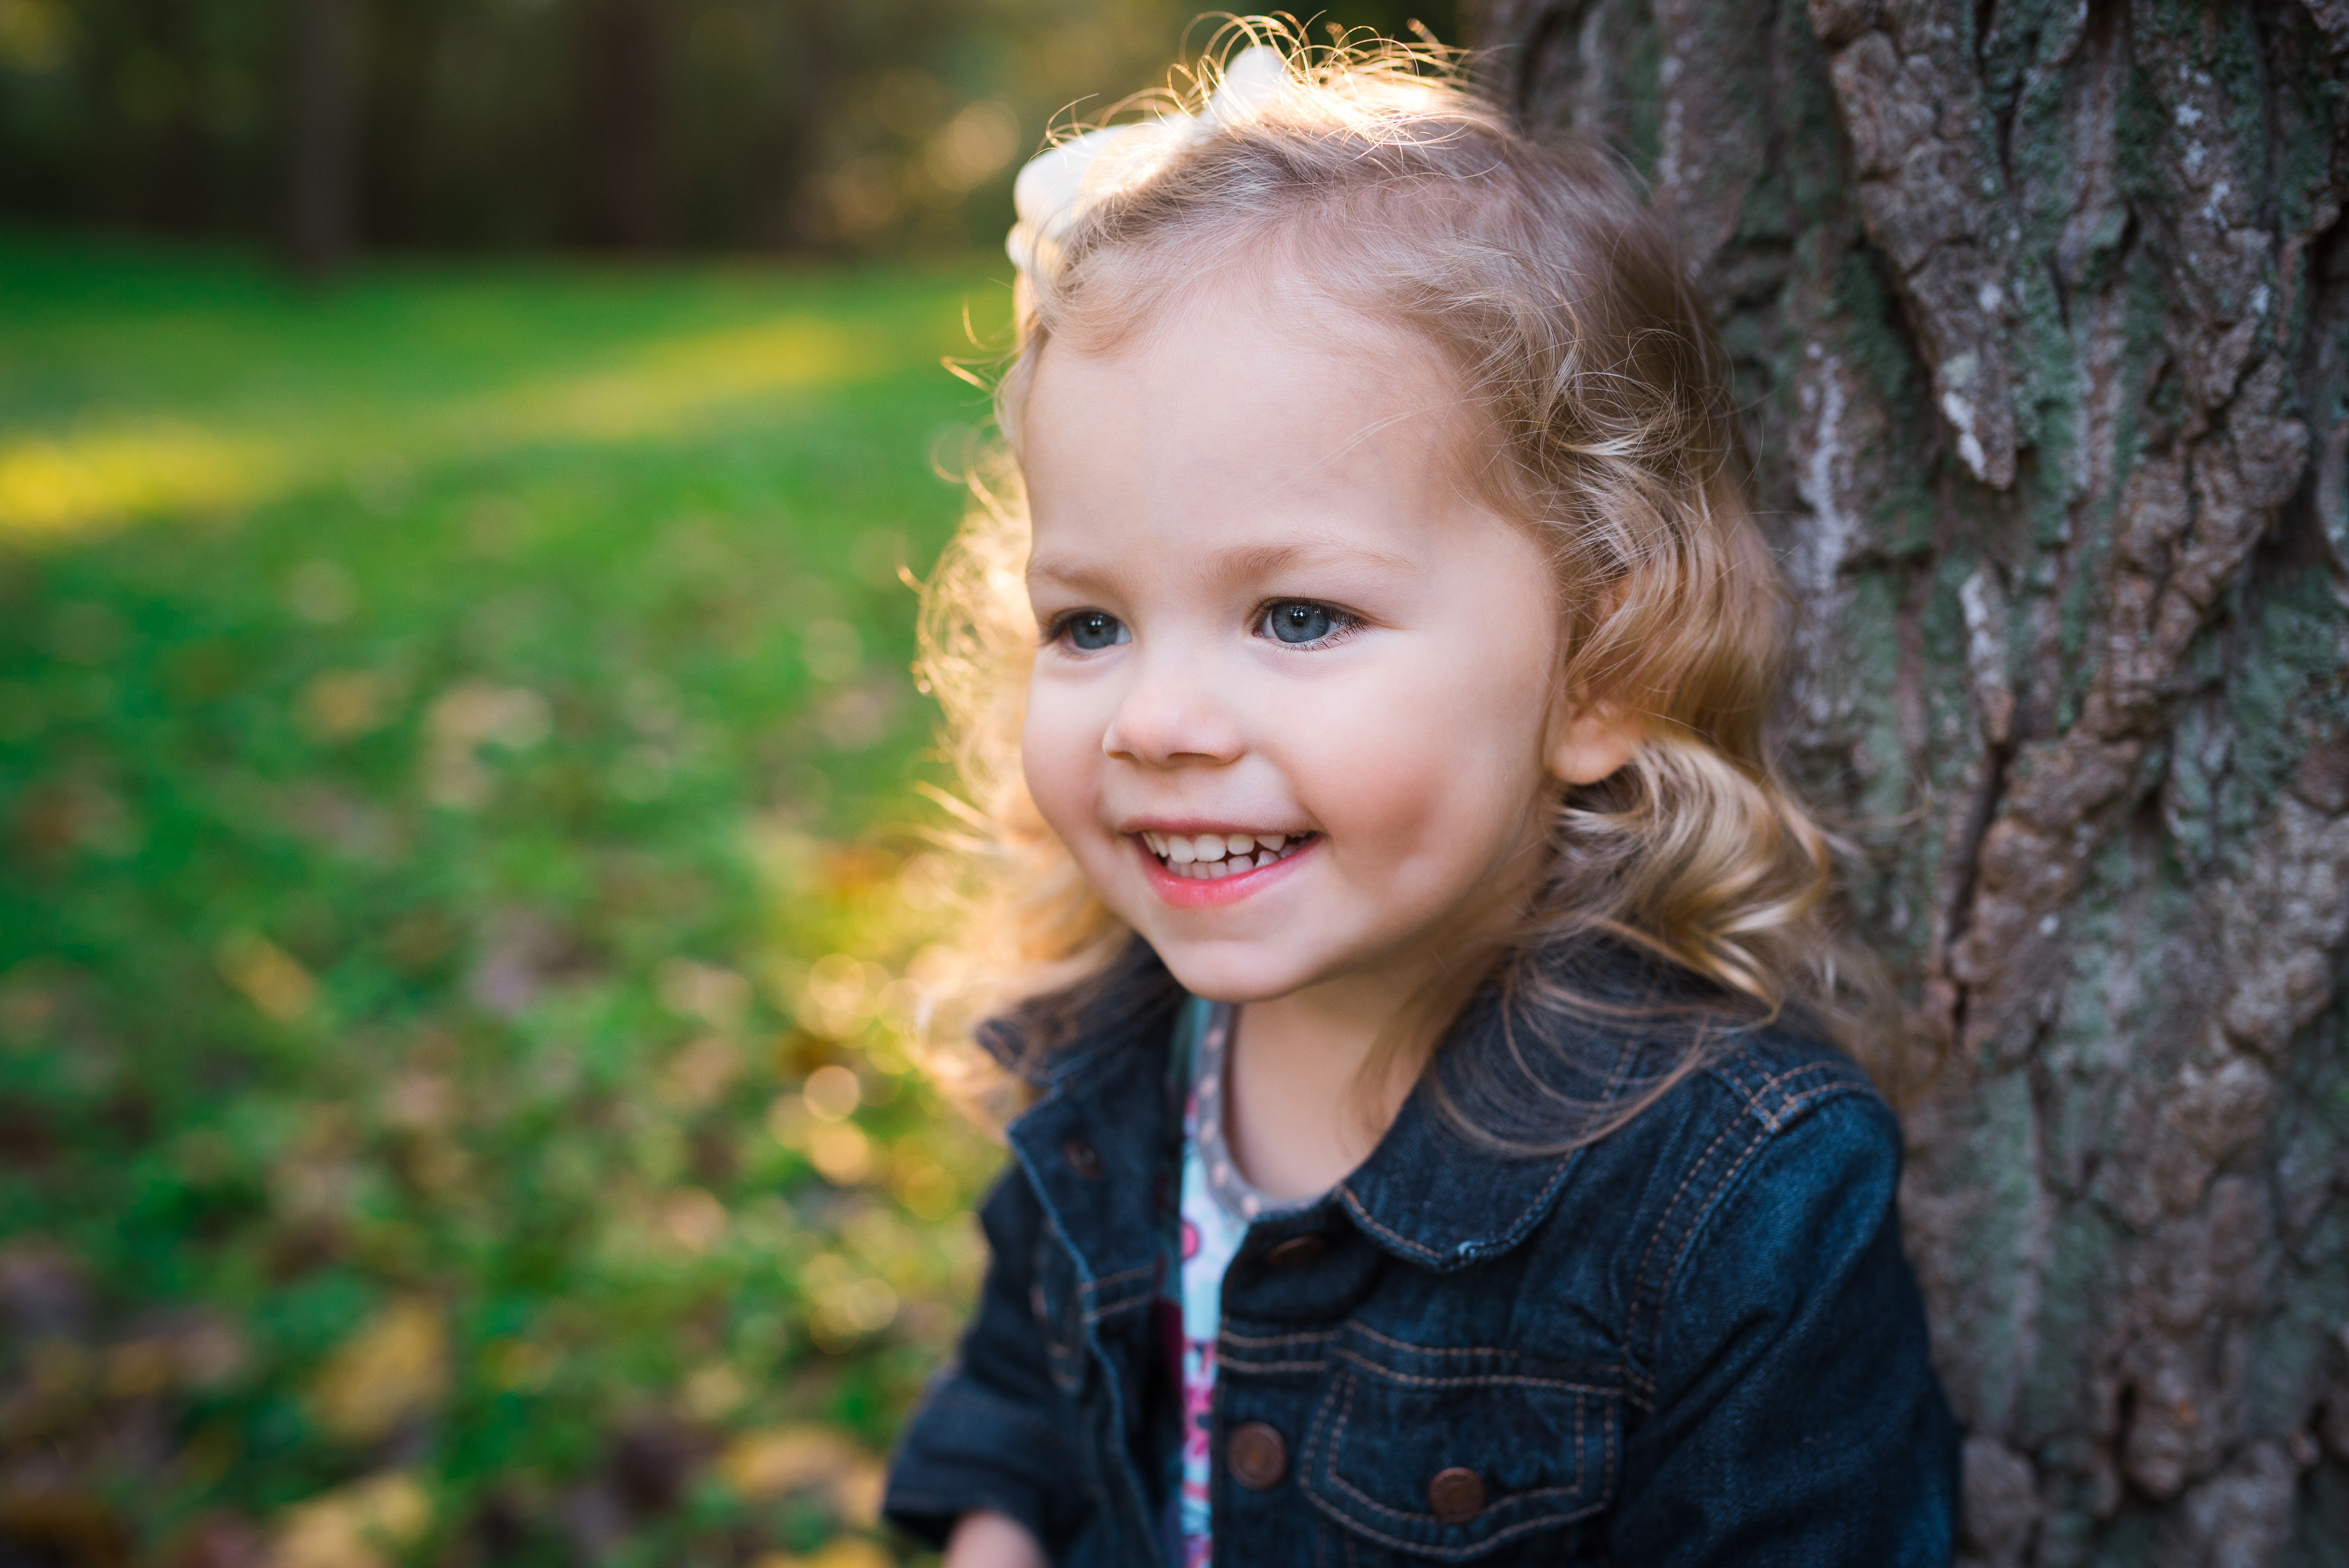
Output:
[1624, 1066, 1877, 1375]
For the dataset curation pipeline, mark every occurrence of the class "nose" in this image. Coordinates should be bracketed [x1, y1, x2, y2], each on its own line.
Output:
[1101, 648, 1243, 768]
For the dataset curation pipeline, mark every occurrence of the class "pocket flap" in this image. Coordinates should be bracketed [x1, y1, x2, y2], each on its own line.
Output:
[1297, 1325, 1619, 1559]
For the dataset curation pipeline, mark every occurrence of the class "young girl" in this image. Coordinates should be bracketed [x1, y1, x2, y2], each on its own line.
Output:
[882, 31, 1958, 1568]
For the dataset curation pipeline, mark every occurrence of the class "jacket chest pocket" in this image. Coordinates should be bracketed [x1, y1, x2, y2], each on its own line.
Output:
[1297, 1328, 1620, 1562]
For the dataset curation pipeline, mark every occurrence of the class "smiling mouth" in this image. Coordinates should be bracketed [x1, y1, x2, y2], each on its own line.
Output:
[1136, 830, 1317, 881]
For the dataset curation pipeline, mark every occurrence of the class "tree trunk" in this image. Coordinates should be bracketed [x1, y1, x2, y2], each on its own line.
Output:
[762, 0, 836, 251]
[286, 0, 358, 277]
[577, 0, 672, 249]
[1470, 1, 2349, 1562]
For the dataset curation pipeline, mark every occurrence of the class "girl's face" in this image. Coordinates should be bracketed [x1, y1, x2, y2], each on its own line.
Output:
[1019, 286, 1621, 1008]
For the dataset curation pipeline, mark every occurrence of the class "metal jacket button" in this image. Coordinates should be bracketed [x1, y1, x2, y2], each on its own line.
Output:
[1060, 1137, 1103, 1179]
[1263, 1235, 1325, 1267]
[1427, 1466, 1486, 1523]
[1227, 1422, 1287, 1490]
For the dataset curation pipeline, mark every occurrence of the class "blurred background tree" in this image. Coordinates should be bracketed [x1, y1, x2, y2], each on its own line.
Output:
[0, 0, 1458, 264]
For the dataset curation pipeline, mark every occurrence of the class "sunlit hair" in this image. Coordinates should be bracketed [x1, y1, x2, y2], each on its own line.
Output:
[916, 23, 1906, 1147]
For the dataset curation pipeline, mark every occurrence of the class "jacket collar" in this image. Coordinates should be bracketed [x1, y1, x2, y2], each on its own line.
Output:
[988, 939, 1654, 1278]
[1333, 978, 1646, 1271]
[991, 942, 1185, 1288]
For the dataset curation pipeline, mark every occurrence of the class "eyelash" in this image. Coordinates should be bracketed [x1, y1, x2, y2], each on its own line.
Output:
[1042, 600, 1363, 651]
[1254, 599, 1360, 649]
[1043, 609, 1125, 652]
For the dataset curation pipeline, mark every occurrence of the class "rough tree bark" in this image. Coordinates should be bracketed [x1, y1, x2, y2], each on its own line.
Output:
[286, 0, 358, 277]
[1468, 1, 2349, 1562]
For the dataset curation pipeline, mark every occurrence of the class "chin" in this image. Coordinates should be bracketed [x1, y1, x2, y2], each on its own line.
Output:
[1140, 937, 1325, 1006]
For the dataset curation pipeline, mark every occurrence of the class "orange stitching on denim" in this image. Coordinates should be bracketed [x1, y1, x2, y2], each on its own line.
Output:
[1345, 1321, 1624, 1377]
[1748, 1057, 1865, 1121]
[1626, 1362, 1657, 1413]
[1079, 1260, 1157, 1292]
[1603, 1387, 1617, 1500]
[1472, 1034, 1643, 1254]
[1349, 1323, 1512, 1357]
[1303, 1373, 1610, 1552]
[1656, 1084, 1848, 1304]
[1297, 1365, 1344, 1518]
[1334, 1191, 1446, 1262]
[1308, 1475, 1603, 1556]
[1310, 1362, 1603, 1531]
[1332, 1347, 1617, 1396]
[1302, 1497, 1608, 1556]
[1297, 1502, 1607, 1568]
[1082, 1289, 1151, 1323]
[1624, 1065, 1861, 1349]
[1331, 1041, 1641, 1265]
[1306, 1361, 1362, 1521]
[1627, 1112, 1749, 1347]
[1706, 1058, 1848, 1129]
[1219, 1327, 1340, 1348]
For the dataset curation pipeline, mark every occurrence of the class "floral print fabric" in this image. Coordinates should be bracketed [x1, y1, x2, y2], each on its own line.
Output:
[1159, 997, 1321, 1568]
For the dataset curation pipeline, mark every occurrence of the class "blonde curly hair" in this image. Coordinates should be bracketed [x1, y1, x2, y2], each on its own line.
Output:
[915, 24, 1901, 1145]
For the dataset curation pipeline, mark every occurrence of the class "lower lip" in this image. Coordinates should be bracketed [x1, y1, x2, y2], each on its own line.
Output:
[1135, 836, 1316, 908]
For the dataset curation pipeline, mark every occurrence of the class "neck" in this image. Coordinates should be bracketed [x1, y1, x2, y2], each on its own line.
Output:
[1220, 955, 1484, 1202]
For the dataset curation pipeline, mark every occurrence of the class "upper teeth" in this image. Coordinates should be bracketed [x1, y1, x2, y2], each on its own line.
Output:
[1140, 830, 1300, 864]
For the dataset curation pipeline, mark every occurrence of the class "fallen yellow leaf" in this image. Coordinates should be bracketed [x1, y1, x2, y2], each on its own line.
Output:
[720, 1424, 858, 1499]
[269, 1472, 430, 1568]
[217, 933, 315, 1022]
[305, 1299, 449, 1443]
[749, 1539, 894, 1568]
[718, 1425, 884, 1522]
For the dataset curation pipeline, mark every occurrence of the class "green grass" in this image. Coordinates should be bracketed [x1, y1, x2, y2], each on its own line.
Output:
[0, 231, 1016, 1568]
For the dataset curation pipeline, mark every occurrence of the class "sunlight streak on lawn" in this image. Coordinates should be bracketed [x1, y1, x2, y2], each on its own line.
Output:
[473, 318, 867, 444]
[0, 422, 286, 539]
[0, 315, 892, 542]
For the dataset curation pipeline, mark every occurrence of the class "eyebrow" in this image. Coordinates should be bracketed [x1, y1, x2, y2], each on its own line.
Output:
[1027, 536, 1419, 588]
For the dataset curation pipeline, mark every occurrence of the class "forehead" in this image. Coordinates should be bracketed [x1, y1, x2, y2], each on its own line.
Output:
[1019, 281, 1479, 551]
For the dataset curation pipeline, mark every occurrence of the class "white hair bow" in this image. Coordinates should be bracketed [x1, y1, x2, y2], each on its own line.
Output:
[1005, 45, 1290, 283]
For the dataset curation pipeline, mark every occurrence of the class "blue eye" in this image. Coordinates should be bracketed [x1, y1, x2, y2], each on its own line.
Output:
[1059, 611, 1129, 651]
[1264, 601, 1345, 645]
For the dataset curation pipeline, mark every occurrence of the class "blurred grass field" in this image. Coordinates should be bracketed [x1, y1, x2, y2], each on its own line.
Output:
[0, 231, 1018, 1568]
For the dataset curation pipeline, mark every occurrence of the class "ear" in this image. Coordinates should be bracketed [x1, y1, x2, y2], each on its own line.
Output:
[1546, 698, 1642, 786]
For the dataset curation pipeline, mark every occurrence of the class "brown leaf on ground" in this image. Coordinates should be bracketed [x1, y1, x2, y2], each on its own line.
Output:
[0, 1477, 131, 1568]
[609, 1416, 703, 1516]
[159, 1510, 266, 1568]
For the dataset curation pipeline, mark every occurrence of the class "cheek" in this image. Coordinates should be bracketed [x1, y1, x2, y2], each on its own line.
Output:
[1293, 658, 1549, 854]
[1020, 674, 1105, 843]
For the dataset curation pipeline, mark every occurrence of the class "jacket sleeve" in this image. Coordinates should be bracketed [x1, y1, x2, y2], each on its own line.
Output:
[882, 1160, 1092, 1558]
[1607, 1094, 1961, 1566]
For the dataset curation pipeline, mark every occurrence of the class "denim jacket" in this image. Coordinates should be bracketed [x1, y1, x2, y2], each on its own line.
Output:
[883, 942, 1959, 1565]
